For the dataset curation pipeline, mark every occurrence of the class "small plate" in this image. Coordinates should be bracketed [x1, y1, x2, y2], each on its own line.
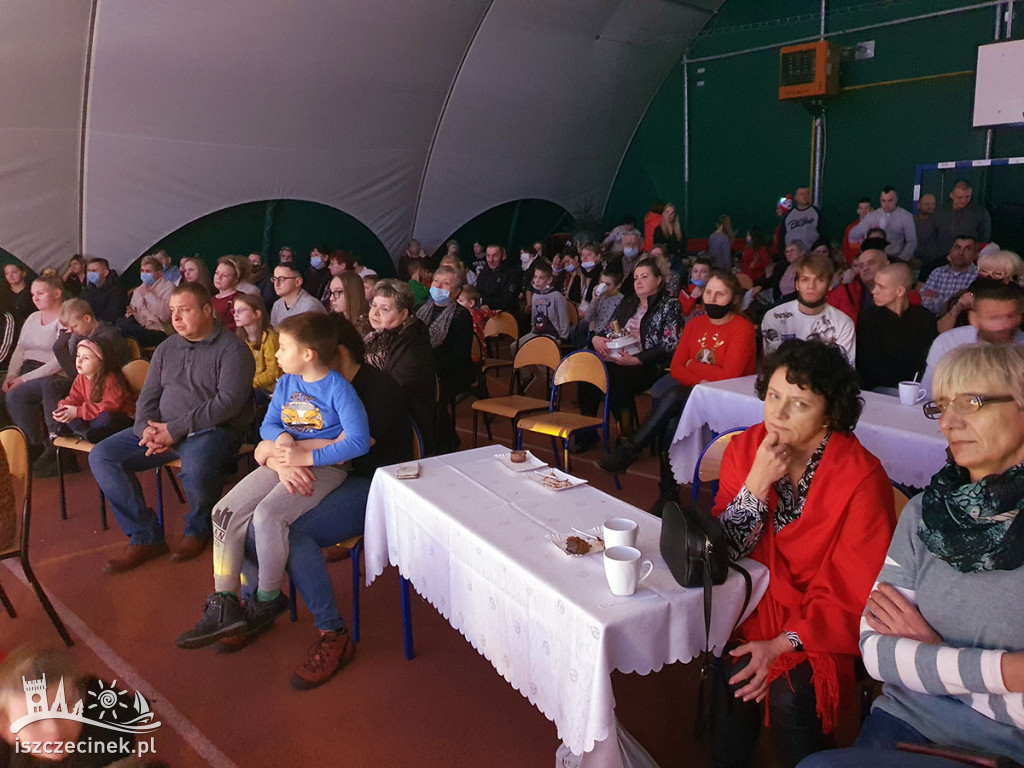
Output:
[546, 528, 605, 556]
[495, 450, 547, 472]
[527, 467, 587, 491]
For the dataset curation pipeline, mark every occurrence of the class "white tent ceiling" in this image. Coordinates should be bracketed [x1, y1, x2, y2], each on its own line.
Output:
[0, 0, 720, 273]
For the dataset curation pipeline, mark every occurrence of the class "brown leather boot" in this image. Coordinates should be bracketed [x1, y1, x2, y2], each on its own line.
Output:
[103, 542, 169, 574]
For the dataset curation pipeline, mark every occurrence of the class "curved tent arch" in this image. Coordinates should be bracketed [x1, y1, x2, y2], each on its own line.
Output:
[0, 0, 722, 275]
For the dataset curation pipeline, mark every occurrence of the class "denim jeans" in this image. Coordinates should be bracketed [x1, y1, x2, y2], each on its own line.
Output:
[241, 476, 371, 632]
[88, 426, 241, 545]
[796, 711, 961, 767]
[5, 374, 72, 447]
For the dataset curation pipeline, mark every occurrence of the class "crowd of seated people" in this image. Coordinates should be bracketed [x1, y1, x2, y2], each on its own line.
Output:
[0, 178, 1021, 765]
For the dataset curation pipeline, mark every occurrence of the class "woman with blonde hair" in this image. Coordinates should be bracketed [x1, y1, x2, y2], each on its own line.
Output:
[226, 254, 260, 297]
[653, 202, 687, 263]
[327, 271, 371, 336]
[212, 256, 242, 330]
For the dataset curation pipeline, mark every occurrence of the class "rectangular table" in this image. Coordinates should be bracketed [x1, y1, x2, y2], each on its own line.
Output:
[669, 375, 949, 489]
[364, 445, 768, 767]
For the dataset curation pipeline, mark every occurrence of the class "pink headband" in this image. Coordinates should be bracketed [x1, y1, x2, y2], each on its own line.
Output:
[77, 338, 103, 359]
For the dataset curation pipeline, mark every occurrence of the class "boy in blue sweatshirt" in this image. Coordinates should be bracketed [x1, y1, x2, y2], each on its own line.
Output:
[177, 312, 370, 649]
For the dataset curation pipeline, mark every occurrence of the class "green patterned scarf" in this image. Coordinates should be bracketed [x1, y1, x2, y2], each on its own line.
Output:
[919, 461, 1024, 573]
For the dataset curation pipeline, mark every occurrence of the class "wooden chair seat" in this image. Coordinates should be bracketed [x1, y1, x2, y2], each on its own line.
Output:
[516, 411, 604, 439]
[470, 395, 549, 420]
[52, 436, 98, 453]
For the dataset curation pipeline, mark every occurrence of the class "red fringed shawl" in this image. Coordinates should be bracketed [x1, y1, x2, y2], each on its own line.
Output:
[713, 423, 896, 732]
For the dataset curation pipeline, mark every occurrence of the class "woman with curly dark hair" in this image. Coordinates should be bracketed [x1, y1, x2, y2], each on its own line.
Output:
[709, 339, 897, 768]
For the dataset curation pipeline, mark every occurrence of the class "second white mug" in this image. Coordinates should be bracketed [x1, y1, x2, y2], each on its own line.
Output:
[604, 546, 654, 596]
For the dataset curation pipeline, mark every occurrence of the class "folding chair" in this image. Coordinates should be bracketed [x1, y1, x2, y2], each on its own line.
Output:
[480, 312, 519, 381]
[689, 428, 746, 504]
[288, 419, 423, 660]
[516, 350, 619, 488]
[0, 426, 73, 646]
[471, 336, 561, 447]
[123, 337, 142, 361]
[55, 358, 153, 529]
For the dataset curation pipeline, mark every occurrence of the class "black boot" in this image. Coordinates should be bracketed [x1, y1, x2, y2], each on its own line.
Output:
[647, 450, 680, 518]
[599, 385, 689, 473]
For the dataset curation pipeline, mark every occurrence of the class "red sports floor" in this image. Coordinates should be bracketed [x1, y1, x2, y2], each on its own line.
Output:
[3, 381, 799, 767]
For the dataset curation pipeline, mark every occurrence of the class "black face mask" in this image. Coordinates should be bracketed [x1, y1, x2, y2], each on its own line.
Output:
[797, 295, 829, 309]
[704, 303, 731, 320]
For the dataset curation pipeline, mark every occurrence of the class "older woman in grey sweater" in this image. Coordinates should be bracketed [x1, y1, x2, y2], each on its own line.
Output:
[799, 343, 1024, 768]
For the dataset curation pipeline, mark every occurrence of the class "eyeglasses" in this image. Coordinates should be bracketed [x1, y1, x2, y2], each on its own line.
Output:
[922, 393, 1018, 419]
[270, 276, 298, 285]
[327, 290, 345, 300]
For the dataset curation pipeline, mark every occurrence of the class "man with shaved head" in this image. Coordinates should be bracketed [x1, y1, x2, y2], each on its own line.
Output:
[932, 181, 991, 262]
[849, 186, 917, 263]
[827, 242, 889, 324]
[855, 262, 937, 391]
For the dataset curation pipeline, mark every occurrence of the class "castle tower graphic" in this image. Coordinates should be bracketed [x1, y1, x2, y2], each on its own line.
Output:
[22, 675, 47, 715]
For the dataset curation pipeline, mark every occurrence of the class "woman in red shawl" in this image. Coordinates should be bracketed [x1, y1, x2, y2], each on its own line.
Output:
[710, 339, 896, 768]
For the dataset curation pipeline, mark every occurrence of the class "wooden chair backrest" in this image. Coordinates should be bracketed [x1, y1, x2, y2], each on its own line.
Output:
[122, 359, 150, 396]
[552, 350, 608, 393]
[471, 334, 483, 363]
[0, 426, 28, 500]
[484, 312, 519, 341]
[566, 301, 579, 326]
[513, 336, 562, 372]
[697, 430, 742, 483]
[124, 337, 142, 361]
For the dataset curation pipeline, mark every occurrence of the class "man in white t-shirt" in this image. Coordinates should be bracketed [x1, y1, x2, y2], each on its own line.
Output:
[762, 253, 856, 364]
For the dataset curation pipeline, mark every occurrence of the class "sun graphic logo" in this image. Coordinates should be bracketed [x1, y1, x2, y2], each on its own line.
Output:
[11, 675, 161, 736]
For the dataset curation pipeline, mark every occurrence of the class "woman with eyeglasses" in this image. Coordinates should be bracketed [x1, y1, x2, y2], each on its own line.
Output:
[936, 249, 1022, 333]
[709, 339, 896, 768]
[800, 343, 1024, 767]
[327, 271, 370, 337]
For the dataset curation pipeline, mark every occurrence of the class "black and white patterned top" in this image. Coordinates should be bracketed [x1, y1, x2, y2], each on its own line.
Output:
[720, 432, 831, 560]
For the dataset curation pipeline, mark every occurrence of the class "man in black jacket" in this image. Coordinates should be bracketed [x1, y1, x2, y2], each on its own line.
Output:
[81, 257, 127, 324]
[476, 245, 521, 316]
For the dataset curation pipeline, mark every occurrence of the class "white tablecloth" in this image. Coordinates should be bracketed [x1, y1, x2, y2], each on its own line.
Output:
[669, 375, 949, 488]
[364, 446, 768, 761]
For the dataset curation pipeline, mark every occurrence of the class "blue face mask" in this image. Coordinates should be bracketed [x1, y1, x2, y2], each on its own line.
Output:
[429, 286, 451, 305]
[86, 271, 101, 286]
[140, 273, 155, 286]
[564, 264, 575, 273]
[310, 255, 323, 269]
[623, 247, 639, 259]
[692, 278, 706, 287]
[581, 260, 597, 271]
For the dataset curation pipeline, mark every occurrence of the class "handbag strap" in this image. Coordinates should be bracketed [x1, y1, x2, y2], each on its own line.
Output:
[694, 556, 754, 737]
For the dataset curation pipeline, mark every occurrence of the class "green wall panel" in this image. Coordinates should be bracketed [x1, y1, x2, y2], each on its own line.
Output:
[606, 1, 1022, 251]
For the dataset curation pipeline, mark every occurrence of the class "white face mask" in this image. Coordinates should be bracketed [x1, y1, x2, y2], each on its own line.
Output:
[623, 247, 639, 259]
[581, 260, 596, 271]
[594, 282, 608, 298]
[520, 253, 531, 264]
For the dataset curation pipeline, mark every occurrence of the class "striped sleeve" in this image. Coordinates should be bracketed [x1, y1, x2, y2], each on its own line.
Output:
[859, 510, 1010, 698]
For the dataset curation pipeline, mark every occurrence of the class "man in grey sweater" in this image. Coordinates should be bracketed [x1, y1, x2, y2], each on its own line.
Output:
[90, 283, 255, 573]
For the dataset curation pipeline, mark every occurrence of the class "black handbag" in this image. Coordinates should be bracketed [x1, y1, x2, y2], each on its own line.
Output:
[660, 501, 752, 734]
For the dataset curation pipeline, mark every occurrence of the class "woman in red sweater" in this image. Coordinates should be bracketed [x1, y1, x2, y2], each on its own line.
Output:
[600, 270, 756, 510]
[52, 337, 135, 443]
[709, 339, 895, 768]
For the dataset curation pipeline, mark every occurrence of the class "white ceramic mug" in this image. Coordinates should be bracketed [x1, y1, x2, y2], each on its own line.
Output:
[899, 380, 927, 407]
[603, 517, 638, 548]
[603, 546, 654, 596]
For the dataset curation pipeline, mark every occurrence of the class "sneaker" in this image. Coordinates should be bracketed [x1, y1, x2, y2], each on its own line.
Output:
[598, 442, 639, 473]
[175, 593, 247, 650]
[290, 629, 356, 690]
[243, 592, 291, 636]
